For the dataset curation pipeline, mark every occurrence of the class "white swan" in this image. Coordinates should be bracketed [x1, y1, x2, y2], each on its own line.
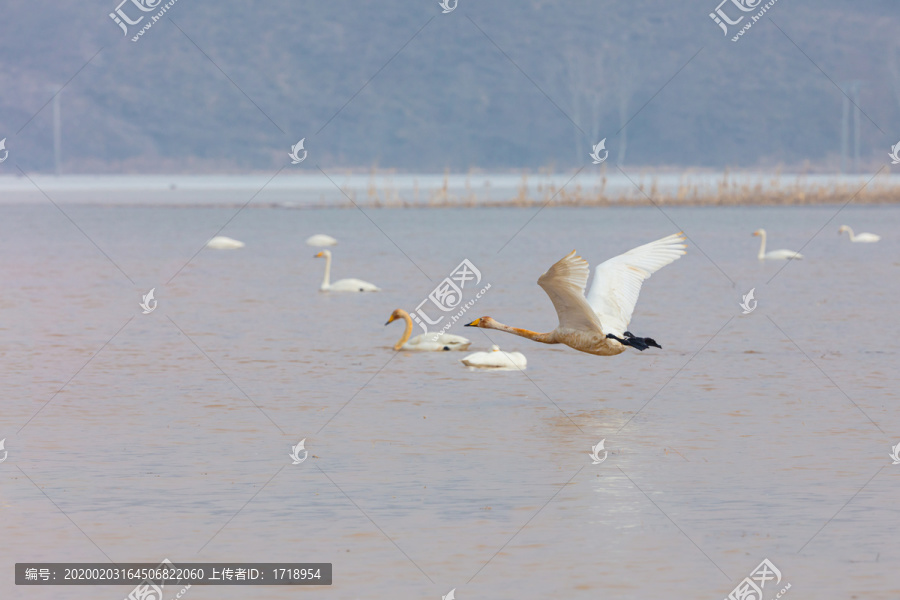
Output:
[385, 309, 471, 351]
[461, 345, 527, 369]
[207, 236, 245, 249]
[466, 233, 686, 356]
[306, 234, 338, 247]
[753, 229, 803, 260]
[838, 225, 880, 243]
[314, 250, 379, 292]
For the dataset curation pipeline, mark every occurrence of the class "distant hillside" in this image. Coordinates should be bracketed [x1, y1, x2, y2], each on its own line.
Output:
[1, 0, 898, 173]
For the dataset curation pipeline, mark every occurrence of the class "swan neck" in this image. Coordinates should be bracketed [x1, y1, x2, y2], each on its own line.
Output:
[757, 231, 767, 259]
[321, 253, 332, 288]
[394, 311, 413, 350]
[845, 227, 855, 241]
[488, 320, 555, 344]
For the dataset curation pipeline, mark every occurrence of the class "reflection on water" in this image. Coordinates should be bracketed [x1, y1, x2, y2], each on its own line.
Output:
[1, 204, 898, 599]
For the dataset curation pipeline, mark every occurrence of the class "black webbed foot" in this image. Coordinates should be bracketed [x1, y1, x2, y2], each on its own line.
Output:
[644, 338, 662, 349]
[608, 332, 662, 351]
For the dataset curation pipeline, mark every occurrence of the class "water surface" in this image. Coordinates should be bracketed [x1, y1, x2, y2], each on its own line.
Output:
[1, 203, 898, 599]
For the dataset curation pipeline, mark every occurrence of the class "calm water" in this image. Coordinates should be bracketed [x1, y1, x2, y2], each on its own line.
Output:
[1, 203, 899, 599]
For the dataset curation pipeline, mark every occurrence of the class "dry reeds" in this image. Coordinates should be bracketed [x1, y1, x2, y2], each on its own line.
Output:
[306, 170, 899, 209]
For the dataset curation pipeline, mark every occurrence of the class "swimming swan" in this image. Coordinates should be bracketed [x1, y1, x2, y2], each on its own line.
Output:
[753, 229, 803, 260]
[207, 236, 245, 249]
[460, 345, 527, 369]
[385, 309, 471, 351]
[466, 232, 687, 356]
[838, 225, 880, 243]
[306, 234, 338, 246]
[314, 250, 380, 292]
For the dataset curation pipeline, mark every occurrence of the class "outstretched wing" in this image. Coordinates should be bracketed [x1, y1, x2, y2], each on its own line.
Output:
[537, 251, 605, 333]
[585, 233, 686, 336]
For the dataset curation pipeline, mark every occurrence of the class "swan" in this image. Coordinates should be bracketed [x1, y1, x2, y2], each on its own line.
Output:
[752, 229, 803, 260]
[314, 249, 380, 292]
[460, 345, 527, 369]
[306, 234, 338, 247]
[838, 225, 880, 243]
[206, 236, 245, 249]
[385, 309, 471, 351]
[465, 233, 687, 356]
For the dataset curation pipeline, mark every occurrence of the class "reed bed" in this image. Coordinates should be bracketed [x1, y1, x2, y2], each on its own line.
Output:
[309, 169, 900, 209]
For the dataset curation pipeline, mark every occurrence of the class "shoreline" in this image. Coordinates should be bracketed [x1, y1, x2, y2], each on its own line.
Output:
[1, 171, 897, 207]
[2, 197, 897, 209]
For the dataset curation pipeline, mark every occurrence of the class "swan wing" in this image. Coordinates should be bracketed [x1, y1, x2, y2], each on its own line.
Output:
[585, 233, 686, 336]
[460, 351, 489, 366]
[408, 341, 443, 351]
[410, 333, 468, 348]
[207, 236, 245, 249]
[435, 333, 471, 346]
[461, 349, 526, 368]
[537, 251, 605, 333]
[331, 278, 380, 291]
[306, 234, 338, 246]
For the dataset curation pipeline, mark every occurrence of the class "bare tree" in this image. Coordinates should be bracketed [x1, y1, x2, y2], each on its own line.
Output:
[561, 40, 635, 167]
[887, 41, 900, 113]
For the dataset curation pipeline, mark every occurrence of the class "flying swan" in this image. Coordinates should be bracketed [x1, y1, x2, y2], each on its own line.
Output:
[206, 236, 245, 249]
[314, 249, 380, 292]
[460, 345, 527, 369]
[465, 233, 687, 356]
[838, 225, 880, 243]
[752, 229, 803, 260]
[385, 309, 471, 351]
[306, 234, 338, 247]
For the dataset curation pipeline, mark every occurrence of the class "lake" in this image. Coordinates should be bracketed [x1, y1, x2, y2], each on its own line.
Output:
[1, 202, 898, 599]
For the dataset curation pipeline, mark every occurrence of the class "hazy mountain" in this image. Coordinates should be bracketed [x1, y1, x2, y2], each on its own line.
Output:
[1, 0, 897, 173]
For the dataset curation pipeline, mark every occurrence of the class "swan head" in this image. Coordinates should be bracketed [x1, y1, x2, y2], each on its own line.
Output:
[465, 316, 495, 328]
[314, 250, 331, 259]
[838, 225, 849, 234]
[752, 229, 765, 237]
[490, 345, 500, 352]
[385, 308, 406, 326]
